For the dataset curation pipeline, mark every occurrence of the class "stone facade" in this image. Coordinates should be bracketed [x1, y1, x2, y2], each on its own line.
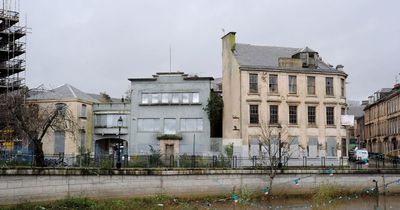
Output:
[222, 32, 348, 158]
[92, 103, 130, 156]
[364, 86, 400, 156]
[27, 84, 96, 155]
[128, 72, 213, 156]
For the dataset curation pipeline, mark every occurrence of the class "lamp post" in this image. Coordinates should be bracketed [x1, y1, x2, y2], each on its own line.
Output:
[116, 116, 123, 169]
[277, 124, 282, 168]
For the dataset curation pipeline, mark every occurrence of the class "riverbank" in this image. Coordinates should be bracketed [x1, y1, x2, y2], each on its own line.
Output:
[2, 191, 399, 210]
[1, 168, 400, 204]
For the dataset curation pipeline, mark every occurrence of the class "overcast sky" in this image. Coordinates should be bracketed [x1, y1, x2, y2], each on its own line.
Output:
[17, 0, 400, 100]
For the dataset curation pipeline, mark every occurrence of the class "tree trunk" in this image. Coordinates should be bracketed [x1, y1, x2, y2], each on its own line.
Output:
[34, 142, 45, 167]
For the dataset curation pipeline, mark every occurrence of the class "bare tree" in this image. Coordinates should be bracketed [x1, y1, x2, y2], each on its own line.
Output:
[258, 121, 298, 195]
[2, 89, 78, 166]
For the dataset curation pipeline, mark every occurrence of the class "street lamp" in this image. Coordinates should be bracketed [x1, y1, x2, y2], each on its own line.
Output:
[277, 124, 282, 168]
[116, 116, 123, 169]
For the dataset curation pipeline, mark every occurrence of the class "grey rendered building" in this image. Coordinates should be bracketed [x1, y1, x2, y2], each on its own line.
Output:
[129, 72, 213, 156]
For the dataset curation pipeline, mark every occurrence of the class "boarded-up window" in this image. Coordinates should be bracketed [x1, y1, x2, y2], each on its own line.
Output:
[308, 137, 318, 158]
[249, 136, 260, 156]
[289, 136, 299, 158]
[289, 76, 297, 94]
[326, 137, 337, 157]
[54, 131, 65, 154]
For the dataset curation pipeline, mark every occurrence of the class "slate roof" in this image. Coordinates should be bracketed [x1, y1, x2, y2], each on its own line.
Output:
[348, 106, 364, 118]
[234, 43, 336, 71]
[28, 84, 97, 102]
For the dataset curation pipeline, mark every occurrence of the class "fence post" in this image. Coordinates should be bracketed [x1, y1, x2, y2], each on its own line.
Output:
[383, 156, 385, 167]
[170, 155, 174, 168]
[212, 155, 217, 168]
[191, 155, 196, 168]
[252, 156, 256, 168]
[234, 155, 237, 168]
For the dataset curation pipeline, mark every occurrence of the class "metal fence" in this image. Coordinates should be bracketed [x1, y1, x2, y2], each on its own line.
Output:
[1, 151, 399, 169]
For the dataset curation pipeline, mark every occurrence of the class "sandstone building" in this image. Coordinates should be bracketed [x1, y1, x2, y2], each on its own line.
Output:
[222, 32, 348, 159]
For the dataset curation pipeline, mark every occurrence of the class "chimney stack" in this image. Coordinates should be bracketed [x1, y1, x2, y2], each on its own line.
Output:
[336, 65, 344, 71]
[221, 32, 236, 51]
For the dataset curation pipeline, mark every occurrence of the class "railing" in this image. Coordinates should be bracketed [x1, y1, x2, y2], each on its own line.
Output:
[0, 9, 19, 20]
[93, 103, 130, 111]
[0, 152, 358, 169]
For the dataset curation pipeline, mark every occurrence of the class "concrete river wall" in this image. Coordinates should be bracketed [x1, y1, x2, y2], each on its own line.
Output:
[1, 168, 400, 204]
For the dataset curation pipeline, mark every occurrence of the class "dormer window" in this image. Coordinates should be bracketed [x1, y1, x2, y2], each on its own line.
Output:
[292, 47, 318, 69]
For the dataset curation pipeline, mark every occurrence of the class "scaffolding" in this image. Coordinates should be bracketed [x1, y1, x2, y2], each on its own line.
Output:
[0, 0, 26, 151]
[0, 0, 26, 95]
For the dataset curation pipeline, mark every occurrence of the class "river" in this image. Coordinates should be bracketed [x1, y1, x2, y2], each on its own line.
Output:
[199, 195, 400, 210]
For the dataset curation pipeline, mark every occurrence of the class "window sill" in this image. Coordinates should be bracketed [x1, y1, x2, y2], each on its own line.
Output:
[248, 92, 260, 96]
[307, 95, 317, 98]
[326, 125, 336, 128]
[249, 124, 261, 127]
[325, 95, 335, 98]
[268, 92, 280, 96]
[288, 124, 298, 128]
[287, 93, 298, 97]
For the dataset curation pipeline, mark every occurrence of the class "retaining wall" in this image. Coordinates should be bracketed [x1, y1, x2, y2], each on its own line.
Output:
[1, 168, 400, 204]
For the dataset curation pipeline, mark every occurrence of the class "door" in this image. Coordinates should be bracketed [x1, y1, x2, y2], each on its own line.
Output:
[165, 144, 174, 158]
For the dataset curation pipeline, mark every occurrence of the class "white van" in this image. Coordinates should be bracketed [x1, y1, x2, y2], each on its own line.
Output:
[354, 148, 368, 164]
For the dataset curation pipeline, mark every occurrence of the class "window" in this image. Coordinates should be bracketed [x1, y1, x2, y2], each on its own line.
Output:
[151, 93, 159, 104]
[54, 131, 65, 154]
[326, 137, 337, 156]
[192, 93, 200, 103]
[326, 107, 335, 125]
[341, 107, 346, 115]
[288, 76, 297, 94]
[182, 93, 190, 103]
[308, 137, 318, 158]
[80, 104, 87, 118]
[138, 118, 160, 132]
[269, 105, 278, 124]
[289, 106, 297, 124]
[326, 77, 334, 96]
[269, 74, 278, 93]
[341, 78, 345, 97]
[141, 93, 150, 104]
[308, 106, 316, 125]
[164, 118, 177, 134]
[307, 76, 315, 95]
[161, 93, 169, 103]
[172, 93, 180, 103]
[249, 73, 258, 93]
[180, 118, 203, 131]
[95, 114, 127, 128]
[249, 105, 259, 124]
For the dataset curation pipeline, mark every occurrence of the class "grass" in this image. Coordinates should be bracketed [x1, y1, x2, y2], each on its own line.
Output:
[0, 194, 233, 210]
[0, 185, 359, 210]
[313, 183, 351, 202]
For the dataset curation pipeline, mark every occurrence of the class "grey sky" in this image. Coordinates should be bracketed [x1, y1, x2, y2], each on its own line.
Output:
[20, 0, 400, 100]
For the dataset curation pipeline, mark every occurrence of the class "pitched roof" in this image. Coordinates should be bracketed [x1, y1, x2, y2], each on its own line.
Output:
[233, 43, 336, 71]
[28, 84, 97, 102]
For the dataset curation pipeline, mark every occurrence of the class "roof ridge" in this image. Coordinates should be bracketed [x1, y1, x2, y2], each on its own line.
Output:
[236, 43, 300, 50]
[66, 84, 78, 98]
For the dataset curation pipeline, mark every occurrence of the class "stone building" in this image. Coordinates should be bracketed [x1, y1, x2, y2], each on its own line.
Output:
[92, 102, 130, 156]
[128, 72, 213, 156]
[27, 84, 96, 155]
[222, 32, 348, 159]
[364, 86, 400, 156]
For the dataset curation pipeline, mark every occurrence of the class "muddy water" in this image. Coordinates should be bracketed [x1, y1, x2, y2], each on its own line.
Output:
[201, 195, 400, 210]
